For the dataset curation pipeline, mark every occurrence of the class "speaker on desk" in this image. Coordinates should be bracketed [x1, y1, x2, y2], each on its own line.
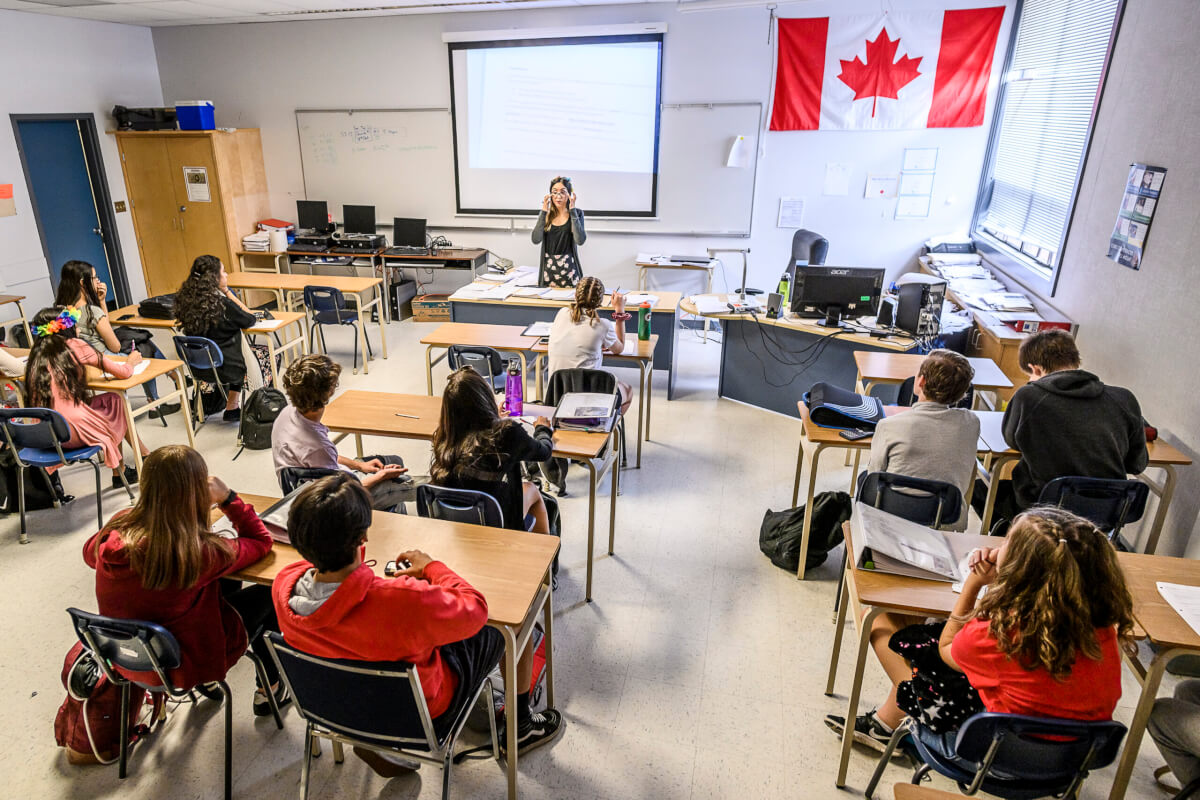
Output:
[766, 292, 783, 319]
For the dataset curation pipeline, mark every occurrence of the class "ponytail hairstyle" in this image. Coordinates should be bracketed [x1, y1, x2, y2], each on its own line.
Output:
[25, 306, 90, 407]
[543, 176, 574, 231]
[569, 275, 604, 326]
[973, 506, 1134, 679]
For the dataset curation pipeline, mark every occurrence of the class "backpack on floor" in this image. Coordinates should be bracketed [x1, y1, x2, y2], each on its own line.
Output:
[54, 642, 164, 765]
[463, 624, 549, 739]
[759, 491, 852, 573]
[0, 444, 62, 513]
[235, 388, 287, 458]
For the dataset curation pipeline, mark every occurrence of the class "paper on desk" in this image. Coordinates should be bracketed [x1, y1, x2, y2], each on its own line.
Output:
[523, 321, 552, 337]
[511, 287, 549, 297]
[619, 339, 641, 355]
[477, 272, 512, 283]
[543, 288, 575, 301]
[131, 361, 150, 375]
[513, 273, 540, 287]
[692, 295, 728, 315]
[1157, 583, 1200, 637]
[450, 284, 491, 299]
[478, 284, 518, 300]
[246, 320, 276, 331]
[623, 293, 658, 307]
[212, 517, 238, 539]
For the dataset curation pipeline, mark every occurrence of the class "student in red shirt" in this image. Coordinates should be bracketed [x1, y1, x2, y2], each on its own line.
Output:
[84, 445, 286, 715]
[827, 507, 1134, 753]
[272, 474, 563, 777]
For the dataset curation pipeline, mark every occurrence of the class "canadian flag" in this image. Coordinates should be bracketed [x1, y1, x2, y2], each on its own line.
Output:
[770, 7, 1005, 131]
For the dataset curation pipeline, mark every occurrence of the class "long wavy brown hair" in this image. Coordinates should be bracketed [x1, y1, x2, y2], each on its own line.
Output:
[103, 445, 233, 590]
[175, 254, 227, 336]
[973, 506, 1134, 679]
[25, 306, 92, 407]
[569, 275, 604, 326]
[431, 367, 514, 484]
[543, 176, 573, 231]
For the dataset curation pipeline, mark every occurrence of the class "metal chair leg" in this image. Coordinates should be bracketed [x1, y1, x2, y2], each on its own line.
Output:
[300, 724, 314, 800]
[318, 325, 328, 356]
[246, 651, 284, 729]
[118, 681, 131, 778]
[865, 724, 908, 798]
[912, 762, 932, 784]
[441, 750, 453, 800]
[17, 464, 27, 544]
[116, 461, 135, 501]
[218, 680, 233, 800]
[351, 325, 360, 373]
[332, 740, 344, 764]
[91, 461, 104, 529]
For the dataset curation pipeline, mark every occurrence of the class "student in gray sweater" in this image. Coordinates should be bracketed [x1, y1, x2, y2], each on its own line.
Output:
[866, 349, 979, 531]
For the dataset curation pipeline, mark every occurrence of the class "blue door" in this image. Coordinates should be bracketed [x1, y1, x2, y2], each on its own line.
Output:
[16, 119, 115, 300]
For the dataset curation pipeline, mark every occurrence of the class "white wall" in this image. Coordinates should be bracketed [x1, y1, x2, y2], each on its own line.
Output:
[151, 0, 1013, 296]
[1000, 0, 1200, 557]
[0, 10, 161, 313]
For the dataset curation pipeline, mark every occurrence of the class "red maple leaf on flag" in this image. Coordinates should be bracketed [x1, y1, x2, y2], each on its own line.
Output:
[837, 29, 923, 117]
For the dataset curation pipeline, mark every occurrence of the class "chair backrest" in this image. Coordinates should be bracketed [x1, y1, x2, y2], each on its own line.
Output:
[953, 712, 1127, 792]
[172, 335, 224, 373]
[303, 286, 346, 312]
[0, 407, 72, 452]
[66, 607, 182, 688]
[448, 345, 505, 385]
[278, 466, 344, 495]
[545, 368, 617, 408]
[858, 471, 963, 529]
[416, 484, 504, 528]
[897, 375, 974, 410]
[790, 228, 830, 268]
[266, 632, 442, 750]
[1038, 476, 1150, 536]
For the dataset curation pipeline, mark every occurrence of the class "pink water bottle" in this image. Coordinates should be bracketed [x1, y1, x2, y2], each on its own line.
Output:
[504, 359, 523, 417]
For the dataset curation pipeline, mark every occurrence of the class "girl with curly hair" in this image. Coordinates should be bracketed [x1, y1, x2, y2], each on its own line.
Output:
[826, 507, 1134, 754]
[175, 255, 257, 421]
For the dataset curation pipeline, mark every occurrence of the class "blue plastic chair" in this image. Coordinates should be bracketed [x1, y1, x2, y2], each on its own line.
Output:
[416, 484, 504, 528]
[1039, 476, 1150, 549]
[0, 408, 133, 544]
[303, 286, 372, 373]
[447, 345, 506, 392]
[172, 335, 226, 429]
[66, 607, 283, 799]
[865, 712, 1127, 799]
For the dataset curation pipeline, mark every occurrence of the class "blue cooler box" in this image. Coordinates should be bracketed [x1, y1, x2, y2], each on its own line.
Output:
[176, 101, 215, 130]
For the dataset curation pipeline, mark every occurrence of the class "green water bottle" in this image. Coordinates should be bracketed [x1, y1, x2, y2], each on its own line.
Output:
[637, 302, 651, 341]
[778, 272, 791, 308]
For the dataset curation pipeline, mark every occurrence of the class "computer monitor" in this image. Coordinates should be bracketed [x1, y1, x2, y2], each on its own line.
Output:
[343, 204, 376, 235]
[791, 265, 885, 327]
[392, 217, 427, 248]
[296, 200, 328, 232]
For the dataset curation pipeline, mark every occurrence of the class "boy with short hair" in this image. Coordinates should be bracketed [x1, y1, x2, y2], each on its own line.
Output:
[272, 474, 563, 776]
[272, 354, 410, 510]
[974, 329, 1148, 528]
[866, 349, 980, 530]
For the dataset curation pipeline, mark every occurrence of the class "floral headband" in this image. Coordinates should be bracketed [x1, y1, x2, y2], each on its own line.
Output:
[32, 307, 81, 339]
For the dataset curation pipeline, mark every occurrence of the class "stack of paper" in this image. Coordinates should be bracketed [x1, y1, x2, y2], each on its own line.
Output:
[478, 272, 512, 283]
[1157, 582, 1200, 637]
[851, 503, 964, 582]
[511, 287, 549, 298]
[513, 273, 540, 287]
[242, 230, 271, 252]
[544, 288, 575, 301]
[450, 284, 491, 300]
[982, 292, 1035, 312]
[623, 293, 659, 308]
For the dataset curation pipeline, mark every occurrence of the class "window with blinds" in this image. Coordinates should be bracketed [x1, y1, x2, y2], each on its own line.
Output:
[974, 0, 1121, 276]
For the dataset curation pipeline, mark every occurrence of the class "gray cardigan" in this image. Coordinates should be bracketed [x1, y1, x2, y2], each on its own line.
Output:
[531, 208, 586, 274]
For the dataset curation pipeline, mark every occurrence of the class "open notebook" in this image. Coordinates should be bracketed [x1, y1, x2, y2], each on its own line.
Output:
[849, 502, 972, 582]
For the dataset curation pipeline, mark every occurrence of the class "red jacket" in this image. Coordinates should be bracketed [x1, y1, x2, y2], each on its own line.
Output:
[272, 560, 488, 718]
[83, 497, 273, 689]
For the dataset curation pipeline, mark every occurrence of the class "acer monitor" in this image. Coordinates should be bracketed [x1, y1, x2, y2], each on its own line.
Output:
[791, 264, 885, 327]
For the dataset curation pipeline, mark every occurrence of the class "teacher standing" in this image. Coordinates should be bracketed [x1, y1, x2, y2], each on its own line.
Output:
[532, 176, 586, 288]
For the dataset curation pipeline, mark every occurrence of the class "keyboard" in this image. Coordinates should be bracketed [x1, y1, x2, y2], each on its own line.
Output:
[385, 246, 429, 256]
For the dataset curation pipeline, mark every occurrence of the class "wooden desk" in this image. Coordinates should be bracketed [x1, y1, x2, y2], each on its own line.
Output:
[973, 411, 1192, 551]
[1107, 552, 1200, 800]
[225, 273, 387, 375]
[236, 250, 288, 274]
[88, 356, 195, 472]
[450, 289, 683, 400]
[635, 258, 714, 292]
[0, 294, 30, 340]
[221, 493, 557, 800]
[322, 390, 620, 602]
[852, 351, 1012, 397]
[826, 520, 994, 787]
[381, 248, 488, 307]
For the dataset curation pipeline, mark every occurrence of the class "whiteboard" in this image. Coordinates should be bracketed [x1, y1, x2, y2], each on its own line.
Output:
[296, 102, 761, 236]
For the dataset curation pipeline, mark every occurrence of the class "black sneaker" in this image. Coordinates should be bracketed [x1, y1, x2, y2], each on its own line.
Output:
[253, 682, 292, 717]
[112, 465, 138, 489]
[149, 402, 181, 419]
[823, 711, 899, 753]
[223, 407, 241, 422]
[500, 708, 565, 756]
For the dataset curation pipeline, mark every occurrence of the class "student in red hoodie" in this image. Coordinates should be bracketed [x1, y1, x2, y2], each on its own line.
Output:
[272, 473, 563, 777]
[84, 445, 286, 715]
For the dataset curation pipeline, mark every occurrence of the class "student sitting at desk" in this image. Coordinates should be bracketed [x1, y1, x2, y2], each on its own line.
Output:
[865, 349, 979, 531]
[971, 329, 1148, 531]
[825, 507, 1132, 753]
[547, 276, 632, 415]
[532, 176, 586, 288]
[272, 354, 410, 511]
[176, 254, 261, 422]
[272, 474, 564, 776]
[432, 367, 552, 533]
[24, 306, 146, 487]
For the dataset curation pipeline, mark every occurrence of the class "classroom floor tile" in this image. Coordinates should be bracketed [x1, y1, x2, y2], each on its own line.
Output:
[0, 318, 1175, 799]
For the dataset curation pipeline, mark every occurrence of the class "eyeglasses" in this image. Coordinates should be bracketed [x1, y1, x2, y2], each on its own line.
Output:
[550, 190, 569, 197]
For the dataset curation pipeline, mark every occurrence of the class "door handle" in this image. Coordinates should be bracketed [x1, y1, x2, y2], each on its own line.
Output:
[179, 205, 187, 213]
[92, 227, 103, 236]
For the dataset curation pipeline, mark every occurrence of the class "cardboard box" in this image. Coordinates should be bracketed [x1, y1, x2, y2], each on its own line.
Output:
[413, 294, 450, 322]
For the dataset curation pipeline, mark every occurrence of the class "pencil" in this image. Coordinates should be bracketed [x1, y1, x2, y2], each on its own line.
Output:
[394, 413, 419, 419]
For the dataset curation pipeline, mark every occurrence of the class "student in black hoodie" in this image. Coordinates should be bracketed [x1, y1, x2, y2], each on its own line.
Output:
[973, 329, 1148, 531]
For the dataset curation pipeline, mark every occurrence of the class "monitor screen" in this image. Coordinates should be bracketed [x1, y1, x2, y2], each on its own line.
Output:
[296, 200, 327, 232]
[393, 218, 427, 248]
[791, 266, 885, 322]
[343, 205, 376, 235]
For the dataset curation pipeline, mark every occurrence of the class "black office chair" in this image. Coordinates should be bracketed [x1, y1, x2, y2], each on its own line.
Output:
[544, 368, 626, 488]
[1173, 776, 1200, 800]
[265, 632, 500, 800]
[416, 484, 504, 528]
[304, 286, 372, 374]
[278, 466, 342, 495]
[897, 375, 975, 409]
[1038, 476, 1150, 550]
[173, 335, 226, 429]
[66, 607, 283, 800]
[788, 228, 830, 276]
[447, 345, 506, 393]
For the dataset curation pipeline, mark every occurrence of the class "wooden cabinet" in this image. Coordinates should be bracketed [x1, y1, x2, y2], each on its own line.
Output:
[114, 130, 269, 297]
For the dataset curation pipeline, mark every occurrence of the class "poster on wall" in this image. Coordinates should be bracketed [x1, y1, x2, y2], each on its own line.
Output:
[183, 167, 211, 202]
[1107, 163, 1165, 270]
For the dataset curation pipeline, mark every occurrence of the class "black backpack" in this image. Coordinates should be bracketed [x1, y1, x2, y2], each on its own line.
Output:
[235, 388, 287, 457]
[137, 294, 176, 320]
[759, 491, 852, 573]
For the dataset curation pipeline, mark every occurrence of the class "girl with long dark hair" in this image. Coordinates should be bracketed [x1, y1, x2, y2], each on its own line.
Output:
[531, 176, 586, 287]
[24, 305, 146, 485]
[175, 255, 257, 421]
[431, 367, 552, 532]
